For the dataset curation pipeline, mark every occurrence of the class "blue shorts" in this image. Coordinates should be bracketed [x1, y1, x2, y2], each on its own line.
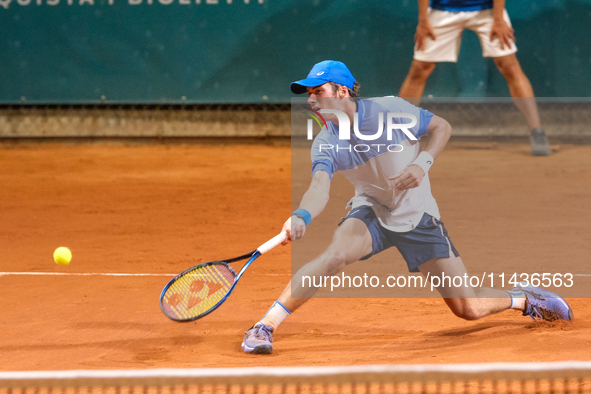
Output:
[340, 206, 460, 272]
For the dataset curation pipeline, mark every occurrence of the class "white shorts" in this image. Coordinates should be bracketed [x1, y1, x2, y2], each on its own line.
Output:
[414, 8, 517, 63]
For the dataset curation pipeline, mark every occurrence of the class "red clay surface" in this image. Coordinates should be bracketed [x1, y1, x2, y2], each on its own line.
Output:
[0, 141, 590, 370]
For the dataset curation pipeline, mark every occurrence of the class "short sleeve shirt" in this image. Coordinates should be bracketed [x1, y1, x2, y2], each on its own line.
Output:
[310, 97, 441, 232]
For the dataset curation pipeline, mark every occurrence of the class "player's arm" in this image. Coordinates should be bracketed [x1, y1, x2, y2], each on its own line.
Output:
[415, 0, 436, 51]
[490, 0, 515, 50]
[416, 114, 452, 160]
[282, 170, 331, 243]
[390, 115, 452, 191]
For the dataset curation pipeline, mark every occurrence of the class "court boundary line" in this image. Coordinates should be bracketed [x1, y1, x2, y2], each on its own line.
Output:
[2, 362, 591, 380]
[1, 272, 588, 277]
[0, 272, 289, 277]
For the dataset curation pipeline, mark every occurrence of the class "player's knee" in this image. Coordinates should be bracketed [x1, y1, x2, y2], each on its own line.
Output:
[494, 56, 522, 81]
[408, 61, 436, 81]
[450, 299, 484, 321]
[321, 250, 349, 275]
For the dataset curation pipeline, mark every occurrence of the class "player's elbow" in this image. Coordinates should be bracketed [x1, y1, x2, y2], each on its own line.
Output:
[431, 116, 452, 140]
[442, 119, 452, 139]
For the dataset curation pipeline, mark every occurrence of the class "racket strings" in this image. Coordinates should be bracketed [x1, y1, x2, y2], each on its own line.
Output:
[162, 263, 236, 320]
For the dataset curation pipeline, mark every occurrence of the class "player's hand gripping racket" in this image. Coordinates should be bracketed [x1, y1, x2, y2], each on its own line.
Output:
[159, 231, 287, 322]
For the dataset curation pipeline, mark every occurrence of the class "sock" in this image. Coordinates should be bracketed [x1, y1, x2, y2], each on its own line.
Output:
[506, 290, 526, 311]
[259, 301, 291, 331]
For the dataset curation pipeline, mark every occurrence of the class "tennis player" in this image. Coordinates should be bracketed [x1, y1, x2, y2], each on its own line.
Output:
[242, 60, 573, 355]
[398, 0, 552, 156]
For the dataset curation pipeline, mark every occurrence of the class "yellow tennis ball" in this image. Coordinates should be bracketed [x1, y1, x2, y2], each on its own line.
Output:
[53, 247, 72, 265]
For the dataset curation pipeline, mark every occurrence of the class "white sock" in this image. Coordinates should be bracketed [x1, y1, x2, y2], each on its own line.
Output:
[506, 290, 526, 311]
[259, 301, 291, 331]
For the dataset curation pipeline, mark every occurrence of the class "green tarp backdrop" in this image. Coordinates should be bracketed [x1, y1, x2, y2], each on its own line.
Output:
[1, 0, 590, 103]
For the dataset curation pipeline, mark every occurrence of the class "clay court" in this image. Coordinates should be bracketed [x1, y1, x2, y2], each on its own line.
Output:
[1, 141, 590, 370]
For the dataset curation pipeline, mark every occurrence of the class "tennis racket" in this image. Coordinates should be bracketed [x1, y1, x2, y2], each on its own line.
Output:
[159, 231, 287, 322]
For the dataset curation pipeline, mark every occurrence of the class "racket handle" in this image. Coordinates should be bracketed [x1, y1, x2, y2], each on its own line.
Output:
[257, 231, 287, 255]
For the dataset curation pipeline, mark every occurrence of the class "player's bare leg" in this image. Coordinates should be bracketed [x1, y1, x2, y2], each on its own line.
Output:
[398, 60, 437, 106]
[419, 254, 573, 321]
[494, 54, 551, 156]
[242, 218, 372, 354]
[278, 217, 372, 316]
[418, 254, 521, 320]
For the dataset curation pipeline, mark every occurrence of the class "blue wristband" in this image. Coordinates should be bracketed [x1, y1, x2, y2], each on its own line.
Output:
[292, 209, 312, 226]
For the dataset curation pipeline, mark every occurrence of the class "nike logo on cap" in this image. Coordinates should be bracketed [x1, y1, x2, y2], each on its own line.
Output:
[317, 71, 325, 75]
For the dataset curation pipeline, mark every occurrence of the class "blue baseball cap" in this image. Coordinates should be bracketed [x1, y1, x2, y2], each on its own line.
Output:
[290, 60, 356, 94]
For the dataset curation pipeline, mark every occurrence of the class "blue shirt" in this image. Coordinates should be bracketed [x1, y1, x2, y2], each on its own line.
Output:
[430, 0, 493, 12]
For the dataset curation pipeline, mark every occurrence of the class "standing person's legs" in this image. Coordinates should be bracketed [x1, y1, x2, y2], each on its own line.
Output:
[470, 9, 551, 156]
[494, 54, 540, 129]
[400, 9, 468, 106]
[493, 54, 551, 156]
[399, 60, 437, 106]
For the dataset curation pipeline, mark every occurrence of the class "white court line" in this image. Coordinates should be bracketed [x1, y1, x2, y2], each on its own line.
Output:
[0, 272, 586, 278]
[0, 272, 176, 277]
[0, 272, 289, 277]
[2, 362, 591, 380]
